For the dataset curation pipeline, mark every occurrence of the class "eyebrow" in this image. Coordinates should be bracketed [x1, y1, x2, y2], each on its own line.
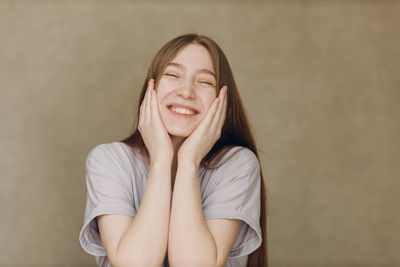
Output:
[166, 62, 216, 78]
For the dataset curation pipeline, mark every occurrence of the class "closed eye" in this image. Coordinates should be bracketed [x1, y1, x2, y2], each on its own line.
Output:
[166, 73, 179, 78]
[200, 81, 214, 86]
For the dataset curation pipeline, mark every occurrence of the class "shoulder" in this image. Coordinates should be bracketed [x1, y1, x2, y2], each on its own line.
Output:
[85, 142, 148, 189]
[87, 142, 119, 164]
[86, 142, 143, 170]
[218, 146, 260, 170]
[209, 146, 260, 184]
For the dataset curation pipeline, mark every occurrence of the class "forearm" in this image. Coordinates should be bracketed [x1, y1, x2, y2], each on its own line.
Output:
[168, 162, 217, 267]
[117, 161, 171, 266]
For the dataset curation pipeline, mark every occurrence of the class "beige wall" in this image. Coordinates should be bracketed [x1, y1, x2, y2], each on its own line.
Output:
[1, 1, 399, 266]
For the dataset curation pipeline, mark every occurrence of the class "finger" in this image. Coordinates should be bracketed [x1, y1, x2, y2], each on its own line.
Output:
[216, 86, 228, 131]
[151, 87, 161, 121]
[146, 79, 153, 119]
[199, 97, 220, 131]
[139, 88, 148, 123]
[139, 98, 145, 121]
[210, 86, 226, 131]
[140, 81, 151, 122]
[149, 82, 169, 132]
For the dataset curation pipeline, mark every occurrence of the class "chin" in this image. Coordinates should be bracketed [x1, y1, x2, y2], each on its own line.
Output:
[166, 126, 194, 138]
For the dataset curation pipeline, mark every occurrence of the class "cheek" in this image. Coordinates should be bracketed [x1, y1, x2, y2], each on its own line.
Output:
[201, 91, 217, 109]
[156, 79, 172, 103]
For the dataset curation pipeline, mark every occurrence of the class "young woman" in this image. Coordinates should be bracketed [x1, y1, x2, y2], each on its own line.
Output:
[79, 33, 267, 267]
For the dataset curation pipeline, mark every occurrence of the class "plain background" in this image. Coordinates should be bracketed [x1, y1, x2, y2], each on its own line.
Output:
[1, 0, 399, 266]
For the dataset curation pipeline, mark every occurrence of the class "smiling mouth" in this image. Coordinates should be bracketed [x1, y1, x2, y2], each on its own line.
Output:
[168, 105, 198, 116]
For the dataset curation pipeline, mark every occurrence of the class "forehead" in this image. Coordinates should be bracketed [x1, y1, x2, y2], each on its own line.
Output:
[169, 44, 214, 71]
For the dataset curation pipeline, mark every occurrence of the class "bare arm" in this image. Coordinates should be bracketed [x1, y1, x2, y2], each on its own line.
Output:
[98, 79, 174, 267]
[168, 163, 217, 265]
[97, 161, 171, 267]
[168, 163, 242, 267]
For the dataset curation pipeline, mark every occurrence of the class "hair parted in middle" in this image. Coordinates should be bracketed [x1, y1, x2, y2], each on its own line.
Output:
[123, 33, 254, 167]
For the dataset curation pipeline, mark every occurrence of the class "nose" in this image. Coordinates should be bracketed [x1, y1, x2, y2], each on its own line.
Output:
[176, 79, 195, 99]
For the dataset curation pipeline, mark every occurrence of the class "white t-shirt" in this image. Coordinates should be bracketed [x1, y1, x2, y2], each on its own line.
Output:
[79, 141, 262, 267]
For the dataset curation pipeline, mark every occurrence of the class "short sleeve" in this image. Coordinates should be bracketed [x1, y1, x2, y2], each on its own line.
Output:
[202, 147, 262, 258]
[79, 144, 136, 256]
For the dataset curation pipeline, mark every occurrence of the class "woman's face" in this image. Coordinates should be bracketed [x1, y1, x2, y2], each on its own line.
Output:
[156, 44, 217, 138]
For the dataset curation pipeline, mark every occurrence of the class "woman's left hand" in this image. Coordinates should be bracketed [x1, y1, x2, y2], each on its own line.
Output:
[177, 86, 227, 167]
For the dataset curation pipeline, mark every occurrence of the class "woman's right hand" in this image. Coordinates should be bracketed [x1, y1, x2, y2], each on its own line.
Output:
[138, 79, 174, 165]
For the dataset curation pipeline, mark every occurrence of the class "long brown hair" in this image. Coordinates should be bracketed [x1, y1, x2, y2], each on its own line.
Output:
[121, 33, 268, 267]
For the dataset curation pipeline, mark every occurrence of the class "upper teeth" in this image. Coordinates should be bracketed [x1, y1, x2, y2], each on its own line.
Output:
[170, 106, 195, 115]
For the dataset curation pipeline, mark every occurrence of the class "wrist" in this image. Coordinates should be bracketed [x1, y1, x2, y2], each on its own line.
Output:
[150, 157, 173, 169]
[177, 158, 200, 172]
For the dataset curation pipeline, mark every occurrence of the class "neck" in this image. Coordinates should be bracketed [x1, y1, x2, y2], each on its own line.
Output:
[171, 135, 185, 155]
